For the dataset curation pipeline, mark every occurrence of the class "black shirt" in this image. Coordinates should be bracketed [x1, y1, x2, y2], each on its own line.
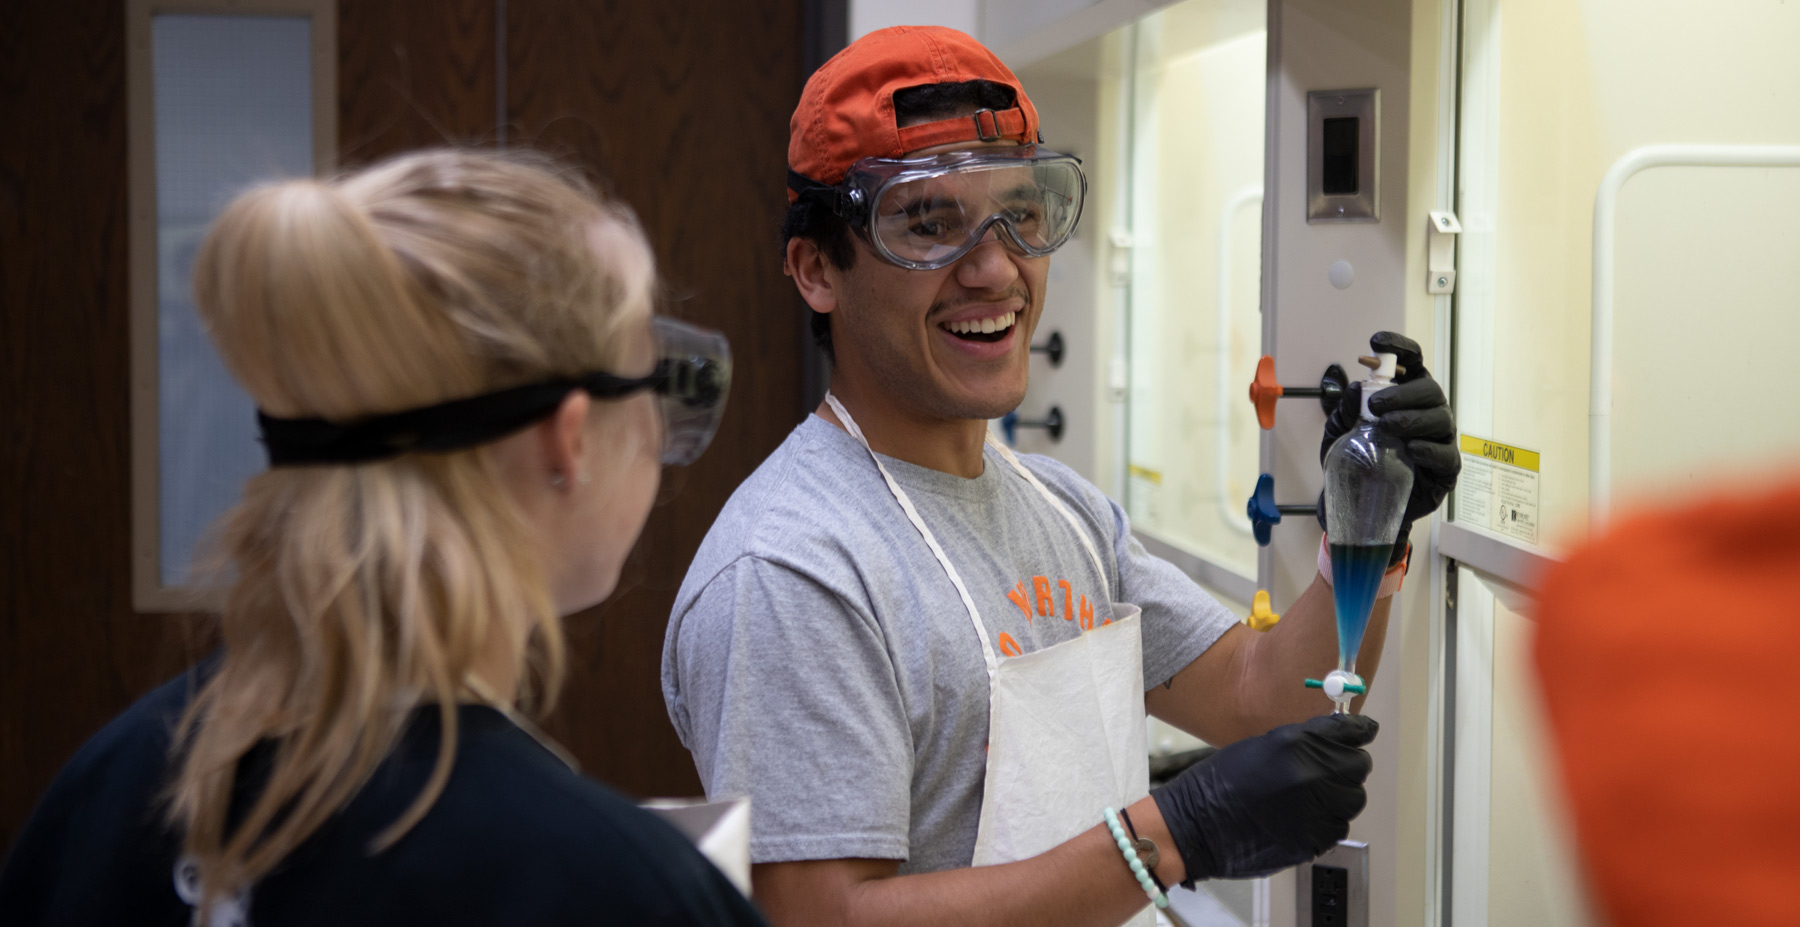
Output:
[0, 666, 768, 926]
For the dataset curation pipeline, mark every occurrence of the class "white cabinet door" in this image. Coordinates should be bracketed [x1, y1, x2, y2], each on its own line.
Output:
[1446, 1, 1800, 924]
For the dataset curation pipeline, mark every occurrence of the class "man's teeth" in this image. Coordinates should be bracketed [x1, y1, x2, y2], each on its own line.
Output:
[942, 311, 1017, 335]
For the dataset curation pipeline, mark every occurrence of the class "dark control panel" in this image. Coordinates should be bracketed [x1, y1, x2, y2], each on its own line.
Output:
[1311, 864, 1349, 927]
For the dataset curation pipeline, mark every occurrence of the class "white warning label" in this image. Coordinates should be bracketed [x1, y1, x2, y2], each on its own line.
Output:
[1455, 435, 1541, 545]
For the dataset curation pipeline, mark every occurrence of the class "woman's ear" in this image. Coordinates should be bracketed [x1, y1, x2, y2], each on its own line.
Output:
[786, 237, 840, 316]
[541, 390, 592, 488]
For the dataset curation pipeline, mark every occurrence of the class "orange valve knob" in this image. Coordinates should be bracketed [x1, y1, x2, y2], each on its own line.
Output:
[1246, 357, 1349, 430]
[1249, 356, 1284, 429]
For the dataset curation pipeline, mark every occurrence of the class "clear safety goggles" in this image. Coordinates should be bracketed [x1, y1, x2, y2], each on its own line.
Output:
[599, 316, 731, 466]
[801, 146, 1087, 271]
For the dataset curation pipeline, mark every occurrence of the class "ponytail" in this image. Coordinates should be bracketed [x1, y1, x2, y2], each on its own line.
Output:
[166, 152, 653, 911]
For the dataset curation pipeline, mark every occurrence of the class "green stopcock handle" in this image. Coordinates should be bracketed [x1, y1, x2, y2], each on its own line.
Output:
[1304, 678, 1368, 694]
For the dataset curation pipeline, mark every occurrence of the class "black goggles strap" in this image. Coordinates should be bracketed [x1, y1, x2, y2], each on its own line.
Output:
[787, 168, 826, 197]
[788, 169, 866, 222]
[258, 368, 666, 467]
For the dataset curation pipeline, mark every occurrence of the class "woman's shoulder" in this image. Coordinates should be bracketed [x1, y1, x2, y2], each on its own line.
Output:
[309, 708, 766, 925]
[0, 665, 209, 926]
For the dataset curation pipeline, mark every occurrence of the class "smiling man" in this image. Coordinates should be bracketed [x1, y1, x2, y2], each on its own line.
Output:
[662, 25, 1458, 927]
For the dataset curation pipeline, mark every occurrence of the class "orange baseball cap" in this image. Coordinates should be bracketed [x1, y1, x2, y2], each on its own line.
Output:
[787, 25, 1041, 200]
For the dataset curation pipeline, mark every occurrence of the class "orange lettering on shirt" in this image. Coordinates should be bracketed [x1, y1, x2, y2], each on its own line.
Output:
[1007, 581, 1032, 622]
[1033, 576, 1054, 618]
[1080, 595, 1095, 631]
[997, 632, 1022, 657]
[1058, 579, 1074, 624]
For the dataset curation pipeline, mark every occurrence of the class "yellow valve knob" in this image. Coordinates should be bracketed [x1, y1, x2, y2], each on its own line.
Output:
[1246, 590, 1281, 631]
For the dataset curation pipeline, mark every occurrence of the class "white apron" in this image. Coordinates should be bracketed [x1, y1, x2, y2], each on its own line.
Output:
[825, 395, 1155, 927]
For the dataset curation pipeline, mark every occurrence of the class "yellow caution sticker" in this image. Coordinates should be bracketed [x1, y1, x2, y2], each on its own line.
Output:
[1454, 434, 1542, 544]
[1128, 464, 1164, 486]
[1458, 435, 1540, 473]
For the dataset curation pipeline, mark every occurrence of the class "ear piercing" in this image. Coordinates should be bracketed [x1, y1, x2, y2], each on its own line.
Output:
[549, 471, 591, 489]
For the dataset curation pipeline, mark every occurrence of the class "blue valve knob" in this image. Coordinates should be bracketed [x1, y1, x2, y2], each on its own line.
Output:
[1000, 407, 1065, 447]
[1247, 473, 1280, 546]
[1245, 473, 1319, 547]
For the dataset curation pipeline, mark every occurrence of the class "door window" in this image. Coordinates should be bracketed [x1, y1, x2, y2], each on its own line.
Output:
[1120, 0, 1268, 587]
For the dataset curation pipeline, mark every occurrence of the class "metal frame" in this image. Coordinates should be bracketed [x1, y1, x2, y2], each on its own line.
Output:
[1443, 0, 1501, 920]
[1254, 6, 1283, 922]
[1424, 0, 1463, 923]
[1588, 144, 1800, 524]
[1254, 0, 1284, 624]
[1438, 521, 1556, 591]
[127, 0, 337, 612]
[1215, 186, 1264, 539]
[1448, 559, 1495, 927]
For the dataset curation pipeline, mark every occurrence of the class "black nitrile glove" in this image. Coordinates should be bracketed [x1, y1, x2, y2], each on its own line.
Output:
[1318, 332, 1460, 567]
[1150, 714, 1377, 884]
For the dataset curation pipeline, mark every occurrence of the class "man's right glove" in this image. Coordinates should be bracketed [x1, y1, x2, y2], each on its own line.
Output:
[1317, 331, 1460, 568]
[1150, 714, 1377, 883]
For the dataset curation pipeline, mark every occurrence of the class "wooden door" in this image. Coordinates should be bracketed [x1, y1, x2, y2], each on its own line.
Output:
[501, 0, 810, 797]
[0, 0, 820, 852]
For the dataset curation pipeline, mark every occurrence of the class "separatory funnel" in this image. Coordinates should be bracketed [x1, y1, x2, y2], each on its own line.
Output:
[1305, 352, 1413, 714]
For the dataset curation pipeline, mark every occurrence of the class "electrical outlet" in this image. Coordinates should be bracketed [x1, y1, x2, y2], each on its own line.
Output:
[1296, 841, 1368, 927]
[1311, 864, 1348, 927]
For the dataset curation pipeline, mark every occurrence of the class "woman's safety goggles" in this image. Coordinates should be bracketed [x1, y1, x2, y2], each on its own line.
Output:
[796, 146, 1087, 271]
[256, 316, 730, 468]
[608, 315, 732, 466]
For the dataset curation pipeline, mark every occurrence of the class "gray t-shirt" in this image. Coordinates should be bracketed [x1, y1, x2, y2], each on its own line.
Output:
[662, 415, 1237, 874]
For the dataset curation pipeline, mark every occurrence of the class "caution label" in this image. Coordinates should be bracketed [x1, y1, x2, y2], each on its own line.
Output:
[1455, 434, 1541, 544]
[1127, 463, 1164, 527]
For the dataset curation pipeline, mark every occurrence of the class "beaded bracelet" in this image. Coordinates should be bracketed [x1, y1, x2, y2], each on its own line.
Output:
[1117, 807, 1168, 895]
[1103, 807, 1169, 910]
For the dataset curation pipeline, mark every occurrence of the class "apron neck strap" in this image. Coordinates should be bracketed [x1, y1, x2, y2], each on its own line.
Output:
[825, 393, 1000, 672]
[984, 434, 1112, 600]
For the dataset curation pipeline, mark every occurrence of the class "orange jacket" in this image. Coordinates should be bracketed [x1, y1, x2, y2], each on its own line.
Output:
[1534, 478, 1800, 927]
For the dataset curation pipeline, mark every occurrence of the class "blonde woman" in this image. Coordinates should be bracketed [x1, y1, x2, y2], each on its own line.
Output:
[0, 150, 761, 926]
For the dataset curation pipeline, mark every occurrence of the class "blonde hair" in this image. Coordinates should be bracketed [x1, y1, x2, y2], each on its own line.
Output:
[167, 150, 656, 907]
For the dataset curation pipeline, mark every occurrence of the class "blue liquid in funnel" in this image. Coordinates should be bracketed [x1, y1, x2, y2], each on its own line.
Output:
[1329, 543, 1393, 667]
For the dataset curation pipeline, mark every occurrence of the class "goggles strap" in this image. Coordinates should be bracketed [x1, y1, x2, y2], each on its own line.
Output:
[787, 168, 862, 220]
[257, 371, 657, 467]
[787, 168, 833, 199]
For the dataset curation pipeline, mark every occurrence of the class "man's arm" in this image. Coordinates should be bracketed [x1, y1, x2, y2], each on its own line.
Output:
[1146, 573, 1392, 745]
[1149, 331, 1453, 744]
[754, 710, 1380, 927]
[754, 794, 1186, 927]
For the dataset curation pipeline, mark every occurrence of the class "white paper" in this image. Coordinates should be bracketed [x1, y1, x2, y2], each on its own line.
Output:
[642, 796, 752, 896]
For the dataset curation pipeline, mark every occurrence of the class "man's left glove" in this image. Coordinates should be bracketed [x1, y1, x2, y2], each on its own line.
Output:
[1151, 714, 1378, 884]
[1318, 331, 1460, 568]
